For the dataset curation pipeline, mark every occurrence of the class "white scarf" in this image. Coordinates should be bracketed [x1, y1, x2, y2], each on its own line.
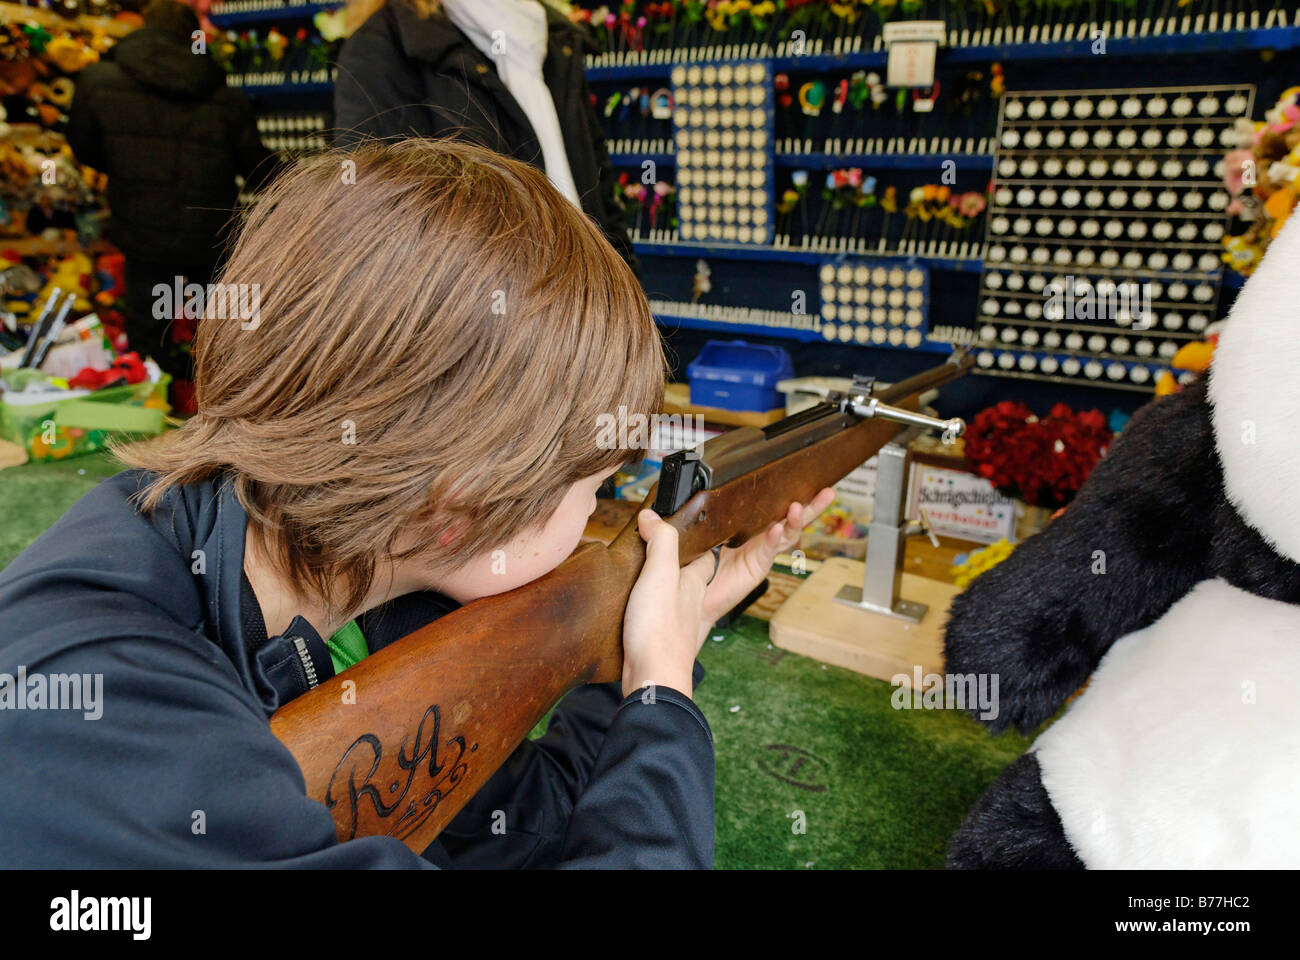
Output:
[440, 0, 581, 207]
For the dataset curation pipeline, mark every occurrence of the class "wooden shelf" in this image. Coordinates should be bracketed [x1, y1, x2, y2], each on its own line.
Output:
[3, 124, 64, 148]
[663, 381, 785, 428]
[0, 230, 81, 256]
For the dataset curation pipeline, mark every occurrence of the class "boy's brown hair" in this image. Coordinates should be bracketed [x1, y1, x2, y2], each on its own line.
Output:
[118, 138, 665, 617]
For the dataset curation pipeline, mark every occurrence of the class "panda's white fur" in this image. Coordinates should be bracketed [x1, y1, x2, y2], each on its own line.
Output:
[1211, 213, 1300, 565]
[1033, 578, 1300, 868]
[946, 211, 1300, 869]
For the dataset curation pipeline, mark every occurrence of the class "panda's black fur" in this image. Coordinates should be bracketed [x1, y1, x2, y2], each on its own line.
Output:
[942, 373, 1300, 867]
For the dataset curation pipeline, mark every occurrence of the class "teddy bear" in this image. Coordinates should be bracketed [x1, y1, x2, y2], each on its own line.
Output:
[941, 212, 1300, 869]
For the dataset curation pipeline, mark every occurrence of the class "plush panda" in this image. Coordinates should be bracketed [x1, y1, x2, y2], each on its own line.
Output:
[942, 214, 1300, 869]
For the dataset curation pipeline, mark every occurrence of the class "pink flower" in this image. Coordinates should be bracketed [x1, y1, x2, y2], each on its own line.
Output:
[1223, 149, 1255, 196]
[1270, 103, 1300, 134]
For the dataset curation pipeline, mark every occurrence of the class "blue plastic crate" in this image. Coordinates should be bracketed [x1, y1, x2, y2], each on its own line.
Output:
[687, 340, 794, 412]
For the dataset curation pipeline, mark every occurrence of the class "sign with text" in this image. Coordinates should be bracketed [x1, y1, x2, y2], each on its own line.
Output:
[883, 21, 944, 88]
[886, 41, 938, 88]
[908, 465, 1017, 544]
[882, 21, 948, 44]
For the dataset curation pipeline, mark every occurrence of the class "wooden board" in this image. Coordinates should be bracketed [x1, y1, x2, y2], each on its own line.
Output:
[742, 569, 803, 622]
[663, 381, 785, 428]
[769, 557, 960, 682]
[581, 498, 639, 546]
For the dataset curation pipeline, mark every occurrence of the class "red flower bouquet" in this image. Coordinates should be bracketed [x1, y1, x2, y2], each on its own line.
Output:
[963, 401, 1112, 508]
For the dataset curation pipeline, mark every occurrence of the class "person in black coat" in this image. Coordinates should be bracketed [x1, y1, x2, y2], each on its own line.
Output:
[334, 0, 638, 272]
[67, 0, 278, 384]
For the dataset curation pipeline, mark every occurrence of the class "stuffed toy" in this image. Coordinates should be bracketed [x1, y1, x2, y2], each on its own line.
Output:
[1222, 87, 1300, 275]
[67, 350, 146, 390]
[942, 213, 1300, 869]
[32, 251, 93, 317]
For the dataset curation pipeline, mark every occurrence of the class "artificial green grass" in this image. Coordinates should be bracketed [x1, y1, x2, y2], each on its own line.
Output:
[692, 611, 1031, 869]
[0, 449, 123, 569]
[2, 453, 1033, 868]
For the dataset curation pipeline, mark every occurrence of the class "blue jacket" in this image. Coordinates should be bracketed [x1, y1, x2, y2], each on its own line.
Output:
[0, 470, 714, 868]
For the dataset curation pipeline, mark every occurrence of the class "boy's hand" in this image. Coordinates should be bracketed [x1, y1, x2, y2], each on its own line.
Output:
[620, 489, 836, 699]
[622, 510, 716, 699]
[698, 487, 836, 641]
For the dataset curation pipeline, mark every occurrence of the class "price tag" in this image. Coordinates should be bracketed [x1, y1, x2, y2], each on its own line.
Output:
[886, 40, 938, 89]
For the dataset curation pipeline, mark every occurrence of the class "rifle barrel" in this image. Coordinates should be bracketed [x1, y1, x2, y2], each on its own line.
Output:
[876, 349, 973, 405]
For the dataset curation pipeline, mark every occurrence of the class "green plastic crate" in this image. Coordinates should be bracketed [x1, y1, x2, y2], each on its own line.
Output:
[0, 375, 170, 461]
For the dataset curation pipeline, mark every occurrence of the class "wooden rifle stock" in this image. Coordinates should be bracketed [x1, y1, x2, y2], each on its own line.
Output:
[270, 353, 971, 853]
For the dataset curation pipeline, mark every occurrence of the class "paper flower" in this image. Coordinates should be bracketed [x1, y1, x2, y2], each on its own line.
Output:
[958, 192, 987, 217]
[964, 402, 1112, 508]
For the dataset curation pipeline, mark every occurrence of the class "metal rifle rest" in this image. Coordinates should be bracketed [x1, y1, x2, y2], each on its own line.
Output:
[825, 376, 965, 624]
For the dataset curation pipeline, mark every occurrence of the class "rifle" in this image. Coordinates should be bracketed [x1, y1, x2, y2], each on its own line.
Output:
[270, 350, 973, 853]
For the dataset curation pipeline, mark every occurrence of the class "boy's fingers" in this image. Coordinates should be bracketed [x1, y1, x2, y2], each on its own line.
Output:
[803, 488, 836, 523]
[681, 551, 716, 599]
[638, 510, 680, 575]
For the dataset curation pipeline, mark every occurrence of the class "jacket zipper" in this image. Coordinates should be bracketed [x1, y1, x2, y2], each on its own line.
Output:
[290, 636, 319, 690]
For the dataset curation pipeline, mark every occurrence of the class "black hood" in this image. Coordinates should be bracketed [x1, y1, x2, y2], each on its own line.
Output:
[111, 26, 226, 99]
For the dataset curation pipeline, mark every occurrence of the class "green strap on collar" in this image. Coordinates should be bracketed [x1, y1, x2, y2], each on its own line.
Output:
[325, 620, 369, 674]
